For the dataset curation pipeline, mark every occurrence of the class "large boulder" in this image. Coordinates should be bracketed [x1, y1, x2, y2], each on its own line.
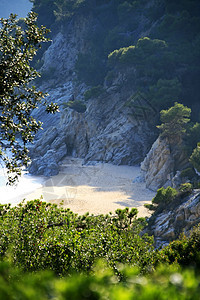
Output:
[141, 136, 189, 191]
[141, 137, 174, 191]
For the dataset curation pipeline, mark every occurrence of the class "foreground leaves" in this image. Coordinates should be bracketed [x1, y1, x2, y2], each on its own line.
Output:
[0, 200, 154, 275]
[0, 260, 199, 300]
[0, 13, 58, 183]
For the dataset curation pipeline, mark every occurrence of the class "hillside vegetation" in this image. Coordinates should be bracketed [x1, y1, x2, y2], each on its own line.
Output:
[1, 199, 200, 298]
[31, 0, 200, 119]
[1, 1, 200, 298]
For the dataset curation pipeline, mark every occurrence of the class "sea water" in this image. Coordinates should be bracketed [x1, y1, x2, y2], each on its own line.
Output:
[0, 166, 44, 205]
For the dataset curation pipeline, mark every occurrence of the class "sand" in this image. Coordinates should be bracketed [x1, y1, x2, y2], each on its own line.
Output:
[23, 157, 155, 217]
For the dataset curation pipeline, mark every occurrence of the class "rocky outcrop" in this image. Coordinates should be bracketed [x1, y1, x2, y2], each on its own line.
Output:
[29, 85, 156, 176]
[141, 137, 174, 191]
[41, 16, 92, 84]
[28, 10, 157, 176]
[29, 127, 68, 176]
[141, 136, 188, 191]
[145, 190, 200, 248]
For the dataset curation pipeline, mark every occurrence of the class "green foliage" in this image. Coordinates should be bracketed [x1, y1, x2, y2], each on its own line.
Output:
[30, 0, 56, 29]
[108, 37, 167, 68]
[84, 85, 105, 101]
[107, 37, 177, 87]
[189, 143, 200, 173]
[145, 186, 177, 212]
[149, 0, 200, 112]
[157, 102, 191, 144]
[152, 186, 177, 205]
[0, 200, 154, 275]
[53, 0, 87, 21]
[103, 26, 133, 54]
[180, 168, 196, 180]
[146, 184, 194, 214]
[147, 78, 182, 109]
[0, 13, 58, 183]
[108, 45, 136, 65]
[157, 225, 200, 269]
[30, 0, 200, 115]
[75, 53, 106, 86]
[185, 122, 200, 154]
[157, 10, 200, 41]
[0, 260, 200, 299]
[178, 183, 192, 195]
[1, 199, 200, 298]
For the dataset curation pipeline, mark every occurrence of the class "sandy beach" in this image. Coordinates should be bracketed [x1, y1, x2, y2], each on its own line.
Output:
[23, 157, 155, 217]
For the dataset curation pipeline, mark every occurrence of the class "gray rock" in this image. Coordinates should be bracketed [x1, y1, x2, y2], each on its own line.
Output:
[141, 136, 188, 191]
[43, 163, 59, 177]
[28, 12, 156, 176]
[55, 144, 68, 162]
[29, 145, 66, 176]
[147, 190, 200, 247]
[141, 137, 174, 191]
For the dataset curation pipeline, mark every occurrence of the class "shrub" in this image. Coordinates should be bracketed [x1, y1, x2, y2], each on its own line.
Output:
[107, 37, 171, 82]
[145, 186, 178, 213]
[178, 182, 192, 195]
[0, 201, 154, 275]
[152, 186, 178, 205]
[156, 225, 200, 269]
[147, 78, 182, 109]
[185, 122, 200, 154]
[1, 261, 200, 300]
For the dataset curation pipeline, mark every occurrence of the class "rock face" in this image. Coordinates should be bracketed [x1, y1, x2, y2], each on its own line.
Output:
[28, 14, 157, 176]
[141, 136, 188, 191]
[29, 85, 156, 175]
[145, 190, 200, 248]
[141, 137, 174, 191]
[29, 127, 68, 176]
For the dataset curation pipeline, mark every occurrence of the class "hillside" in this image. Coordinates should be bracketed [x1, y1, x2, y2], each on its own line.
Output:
[27, 0, 200, 183]
[1, 3, 200, 297]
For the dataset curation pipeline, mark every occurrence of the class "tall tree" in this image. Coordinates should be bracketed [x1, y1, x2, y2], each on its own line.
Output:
[0, 12, 58, 183]
[157, 102, 191, 144]
[190, 142, 200, 173]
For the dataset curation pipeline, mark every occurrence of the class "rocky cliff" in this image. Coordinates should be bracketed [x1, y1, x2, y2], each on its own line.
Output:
[141, 136, 189, 191]
[28, 0, 200, 190]
[145, 189, 200, 248]
[29, 12, 157, 176]
[29, 80, 156, 176]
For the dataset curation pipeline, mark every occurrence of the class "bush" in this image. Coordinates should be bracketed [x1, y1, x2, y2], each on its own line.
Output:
[178, 182, 193, 196]
[185, 122, 200, 154]
[107, 37, 172, 82]
[152, 186, 178, 205]
[0, 260, 200, 300]
[157, 102, 191, 144]
[0, 201, 154, 275]
[147, 78, 182, 109]
[156, 225, 200, 269]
